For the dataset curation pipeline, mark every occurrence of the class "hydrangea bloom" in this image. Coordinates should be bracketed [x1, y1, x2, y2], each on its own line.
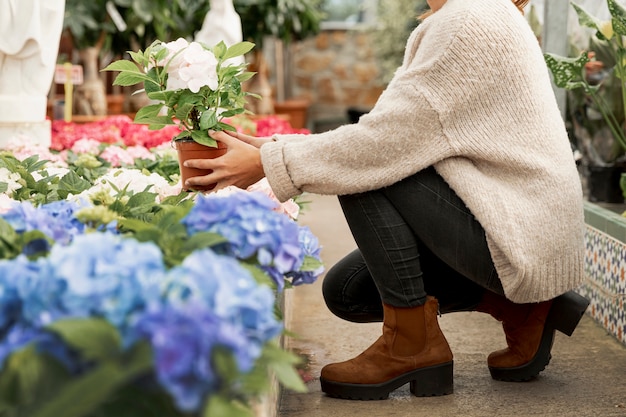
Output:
[287, 225, 324, 286]
[2, 200, 87, 246]
[144, 248, 281, 411]
[182, 192, 302, 288]
[47, 233, 166, 336]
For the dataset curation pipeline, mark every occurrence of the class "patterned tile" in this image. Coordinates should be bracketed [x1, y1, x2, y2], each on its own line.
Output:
[583, 225, 626, 346]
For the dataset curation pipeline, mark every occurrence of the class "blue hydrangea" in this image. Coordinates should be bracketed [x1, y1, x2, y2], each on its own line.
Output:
[181, 192, 302, 286]
[286, 225, 325, 286]
[147, 248, 282, 410]
[2, 200, 86, 246]
[0, 324, 76, 372]
[164, 249, 282, 359]
[46, 233, 167, 343]
[133, 304, 223, 412]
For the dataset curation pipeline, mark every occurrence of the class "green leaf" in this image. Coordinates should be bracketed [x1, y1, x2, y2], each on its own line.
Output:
[543, 52, 590, 90]
[223, 42, 255, 60]
[135, 103, 164, 119]
[212, 41, 228, 60]
[203, 396, 253, 417]
[182, 231, 227, 253]
[270, 361, 307, 393]
[57, 170, 92, 199]
[199, 110, 218, 130]
[101, 60, 142, 73]
[46, 318, 122, 361]
[571, 2, 606, 40]
[0, 345, 71, 408]
[25, 352, 151, 417]
[237, 71, 256, 83]
[299, 255, 323, 272]
[127, 50, 148, 66]
[609, 0, 626, 36]
[0, 217, 20, 259]
[112, 72, 153, 87]
[190, 130, 218, 147]
[174, 102, 195, 123]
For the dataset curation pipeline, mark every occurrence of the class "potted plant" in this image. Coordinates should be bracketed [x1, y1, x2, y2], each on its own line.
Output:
[102, 38, 257, 191]
[544, 0, 626, 202]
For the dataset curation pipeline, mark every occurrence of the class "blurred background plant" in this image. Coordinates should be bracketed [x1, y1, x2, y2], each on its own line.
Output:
[544, 0, 626, 203]
[370, 0, 426, 85]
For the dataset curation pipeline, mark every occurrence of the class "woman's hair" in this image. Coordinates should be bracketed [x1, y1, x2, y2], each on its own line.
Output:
[419, 0, 528, 21]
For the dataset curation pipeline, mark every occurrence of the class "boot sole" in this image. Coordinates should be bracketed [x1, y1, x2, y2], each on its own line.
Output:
[489, 290, 590, 382]
[320, 361, 453, 400]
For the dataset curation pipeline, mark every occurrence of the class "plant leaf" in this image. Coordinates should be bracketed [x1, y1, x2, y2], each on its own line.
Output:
[609, 0, 626, 36]
[223, 42, 255, 60]
[46, 318, 122, 362]
[544, 52, 590, 90]
[190, 131, 218, 147]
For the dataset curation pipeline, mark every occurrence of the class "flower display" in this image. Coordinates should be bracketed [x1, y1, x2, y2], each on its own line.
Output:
[0, 233, 283, 414]
[0, 188, 322, 415]
[103, 38, 256, 147]
[0, 111, 319, 416]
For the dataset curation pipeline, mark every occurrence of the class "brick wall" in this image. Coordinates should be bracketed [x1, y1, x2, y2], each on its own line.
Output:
[281, 29, 386, 132]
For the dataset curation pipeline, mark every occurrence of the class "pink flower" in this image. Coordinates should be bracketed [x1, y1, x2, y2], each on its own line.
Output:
[71, 138, 102, 154]
[99, 146, 135, 167]
[126, 146, 156, 161]
[247, 178, 300, 220]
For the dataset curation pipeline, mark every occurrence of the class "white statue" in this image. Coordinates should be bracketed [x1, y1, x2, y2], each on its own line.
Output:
[0, 0, 66, 147]
[195, 0, 245, 66]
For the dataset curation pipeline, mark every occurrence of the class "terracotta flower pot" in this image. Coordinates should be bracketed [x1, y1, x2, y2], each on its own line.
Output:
[174, 139, 227, 192]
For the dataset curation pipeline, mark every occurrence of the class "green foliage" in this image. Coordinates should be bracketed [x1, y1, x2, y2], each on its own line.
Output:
[64, 0, 212, 55]
[0, 321, 154, 417]
[234, 0, 324, 48]
[545, 0, 626, 164]
[370, 0, 427, 84]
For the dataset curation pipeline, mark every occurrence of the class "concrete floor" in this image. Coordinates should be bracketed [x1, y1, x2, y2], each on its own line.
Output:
[281, 194, 626, 417]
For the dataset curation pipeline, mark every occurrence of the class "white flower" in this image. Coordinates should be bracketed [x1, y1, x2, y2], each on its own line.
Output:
[159, 38, 190, 67]
[69, 168, 181, 204]
[599, 20, 614, 40]
[164, 41, 219, 93]
[0, 167, 22, 194]
[0, 194, 15, 214]
[32, 167, 70, 182]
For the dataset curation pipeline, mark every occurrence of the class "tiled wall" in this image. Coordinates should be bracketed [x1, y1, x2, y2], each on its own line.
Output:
[581, 202, 626, 345]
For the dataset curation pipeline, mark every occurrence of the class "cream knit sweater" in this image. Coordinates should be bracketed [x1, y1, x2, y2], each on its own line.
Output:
[260, 0, 585, 303]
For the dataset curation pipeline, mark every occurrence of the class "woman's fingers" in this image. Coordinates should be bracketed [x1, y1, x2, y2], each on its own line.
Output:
[183, 133, 265, 191]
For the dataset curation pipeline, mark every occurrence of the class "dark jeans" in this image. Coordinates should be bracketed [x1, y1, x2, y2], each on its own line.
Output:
[322, 167, 505, 323]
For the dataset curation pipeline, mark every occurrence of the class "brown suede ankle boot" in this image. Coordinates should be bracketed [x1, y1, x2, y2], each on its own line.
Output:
[320, 296, 454, 400]
[476, 290, 589, 381]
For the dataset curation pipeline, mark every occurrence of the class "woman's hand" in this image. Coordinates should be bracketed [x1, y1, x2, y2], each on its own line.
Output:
[226, 130, 274, 148]
[183, 130, 268, 191]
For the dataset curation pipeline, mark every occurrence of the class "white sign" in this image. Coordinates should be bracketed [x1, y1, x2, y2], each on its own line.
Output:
[54, 64, 84, 85]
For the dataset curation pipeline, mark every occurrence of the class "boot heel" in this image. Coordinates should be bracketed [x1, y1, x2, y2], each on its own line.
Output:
[409, 361, 454, 397]
[547, 290, 590, 336]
